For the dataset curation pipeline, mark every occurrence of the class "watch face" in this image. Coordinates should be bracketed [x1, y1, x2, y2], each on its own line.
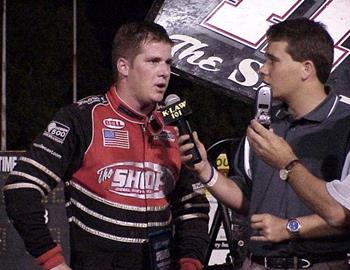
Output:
[287, 219, 301, 232]
[279, 169, 288, 181]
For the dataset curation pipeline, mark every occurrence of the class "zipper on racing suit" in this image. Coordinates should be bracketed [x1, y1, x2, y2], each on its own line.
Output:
[140, 123, 150, 241]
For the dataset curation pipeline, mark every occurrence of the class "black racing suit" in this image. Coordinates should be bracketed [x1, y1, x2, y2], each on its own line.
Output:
[4, 86, 210, 269]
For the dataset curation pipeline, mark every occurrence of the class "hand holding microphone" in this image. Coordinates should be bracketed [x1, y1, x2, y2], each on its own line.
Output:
[162, 94, 202, 165]
[162, 94, 219, 188]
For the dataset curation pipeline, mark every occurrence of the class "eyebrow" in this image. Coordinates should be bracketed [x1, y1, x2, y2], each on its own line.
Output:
[266, 53, 279, 61]
[147, 56, 173, 64]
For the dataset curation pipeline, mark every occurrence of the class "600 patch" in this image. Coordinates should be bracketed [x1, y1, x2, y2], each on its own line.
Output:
[43, 121, 70, 144]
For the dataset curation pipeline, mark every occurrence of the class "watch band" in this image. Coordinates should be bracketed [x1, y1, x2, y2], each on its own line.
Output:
[285, 159, 300, 171]
[279, 159, 301, 181]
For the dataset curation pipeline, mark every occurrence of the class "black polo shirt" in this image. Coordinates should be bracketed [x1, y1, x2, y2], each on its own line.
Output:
[242, 89, 350, 257]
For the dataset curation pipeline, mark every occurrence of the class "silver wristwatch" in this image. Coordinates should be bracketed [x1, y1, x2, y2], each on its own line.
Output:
[286, 218, 301, 238]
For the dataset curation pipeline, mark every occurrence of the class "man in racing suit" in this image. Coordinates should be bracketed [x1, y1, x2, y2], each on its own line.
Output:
[3, 21, 209, 270]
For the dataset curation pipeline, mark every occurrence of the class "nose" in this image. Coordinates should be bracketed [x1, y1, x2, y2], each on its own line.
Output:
[259, 63, 269, 81]
[259, 63, 267, 76]
[159, 62, 171, 79]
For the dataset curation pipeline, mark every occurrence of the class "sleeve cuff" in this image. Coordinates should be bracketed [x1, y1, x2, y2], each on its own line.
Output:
[35, 245, 65, 270]
[179, 257, 203, 270]
[326, 179, 350, 210]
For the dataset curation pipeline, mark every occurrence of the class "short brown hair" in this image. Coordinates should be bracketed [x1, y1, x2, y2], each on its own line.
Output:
[266, 17, 334, 84]
[112, 21, 173, 81]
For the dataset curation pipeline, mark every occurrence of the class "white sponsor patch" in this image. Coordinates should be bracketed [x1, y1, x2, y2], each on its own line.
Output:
[43, 121, 70, 144]
[33, 143, 62, 159]
[77, 95, 105, 106]
[192, 182, 204, 191]
[153, 130, 176, 143]
[103, 118, 125, 129]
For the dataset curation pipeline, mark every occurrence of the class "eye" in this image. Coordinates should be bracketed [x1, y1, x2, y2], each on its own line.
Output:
[148, 58, 160, 64]
[264, 53, 278, 65]
[166, 59, 173, 66]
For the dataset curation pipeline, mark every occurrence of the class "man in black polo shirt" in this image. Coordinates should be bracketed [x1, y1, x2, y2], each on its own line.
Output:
[247, 111, 350, 228]
[178, 18, 350, 269]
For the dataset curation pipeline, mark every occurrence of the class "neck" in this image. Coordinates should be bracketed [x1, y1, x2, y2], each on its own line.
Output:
[286, 83, 327, 119]
[114, 84, 155, 115]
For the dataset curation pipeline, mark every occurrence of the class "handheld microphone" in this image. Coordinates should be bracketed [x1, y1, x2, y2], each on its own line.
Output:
[162, 94, 202, 164]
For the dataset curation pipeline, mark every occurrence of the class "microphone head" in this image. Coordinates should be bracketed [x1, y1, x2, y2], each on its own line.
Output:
[164, 94, 181, 106]
[161, 94, 192, 124]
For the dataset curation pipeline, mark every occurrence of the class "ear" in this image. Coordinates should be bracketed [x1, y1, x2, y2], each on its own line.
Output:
[301, 60, 315, 81]
[116, 57, 130, 77]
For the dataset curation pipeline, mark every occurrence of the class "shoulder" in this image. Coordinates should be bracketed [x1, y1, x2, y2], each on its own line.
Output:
[49, 95, 107, 129]
[331, 94, 350, 119]
[59, 94, 108, 115]
[75, 94, 108, 110]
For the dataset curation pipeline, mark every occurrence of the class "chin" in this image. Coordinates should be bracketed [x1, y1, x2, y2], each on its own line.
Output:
[154, 92, 165, 102]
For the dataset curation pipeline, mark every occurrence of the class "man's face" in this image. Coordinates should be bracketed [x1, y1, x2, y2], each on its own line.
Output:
[259, 41, 303, 101]
[124, 40, 172, 110]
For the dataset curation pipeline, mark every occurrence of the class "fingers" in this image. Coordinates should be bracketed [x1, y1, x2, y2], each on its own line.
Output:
[177, 133, 190, 145]
[177, 131, 204, 158]
[247, 119, 273, 142]
[178, 134, 194, 157]
[251, 213, 263, 223]
[250, 119, 270, 133]
[178, 142, 194, 164]
[250, 215, 269, 242]
[246, 124, 263, 150]
[250, 235, 269, 242]
[248, 120, 297, 166]
[177, 133, 199, 167]
[192, 131, 199, 141]
[250, 214, 272, 241]
[250, 214, 264, 229]
[176, 129, 209, 175]
[250, 214, 289, 243]
[247, 120, 281, 160]
[192, 131, 206, 155]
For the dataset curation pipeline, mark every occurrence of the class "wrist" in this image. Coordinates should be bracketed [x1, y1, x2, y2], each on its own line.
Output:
[35, 245, 65, 270]
[203, 166, 219, 187]
[286, 218, 302, 239]
[198, 162, 212, 183]
[179, 258, 203, 270]
[280, 156, 299, 170]
[279, 159, 301, 181]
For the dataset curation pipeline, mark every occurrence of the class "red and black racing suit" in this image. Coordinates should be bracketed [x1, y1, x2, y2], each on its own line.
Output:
[4, 86, 209, 270]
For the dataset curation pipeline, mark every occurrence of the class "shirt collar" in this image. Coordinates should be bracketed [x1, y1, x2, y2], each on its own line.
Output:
[106, 85, 151, 124]
[276, 87, 338, 123]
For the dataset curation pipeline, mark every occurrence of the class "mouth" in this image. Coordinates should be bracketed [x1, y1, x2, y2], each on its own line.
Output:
[260, 76, 269, 84]
[155, 83, 167, 90]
